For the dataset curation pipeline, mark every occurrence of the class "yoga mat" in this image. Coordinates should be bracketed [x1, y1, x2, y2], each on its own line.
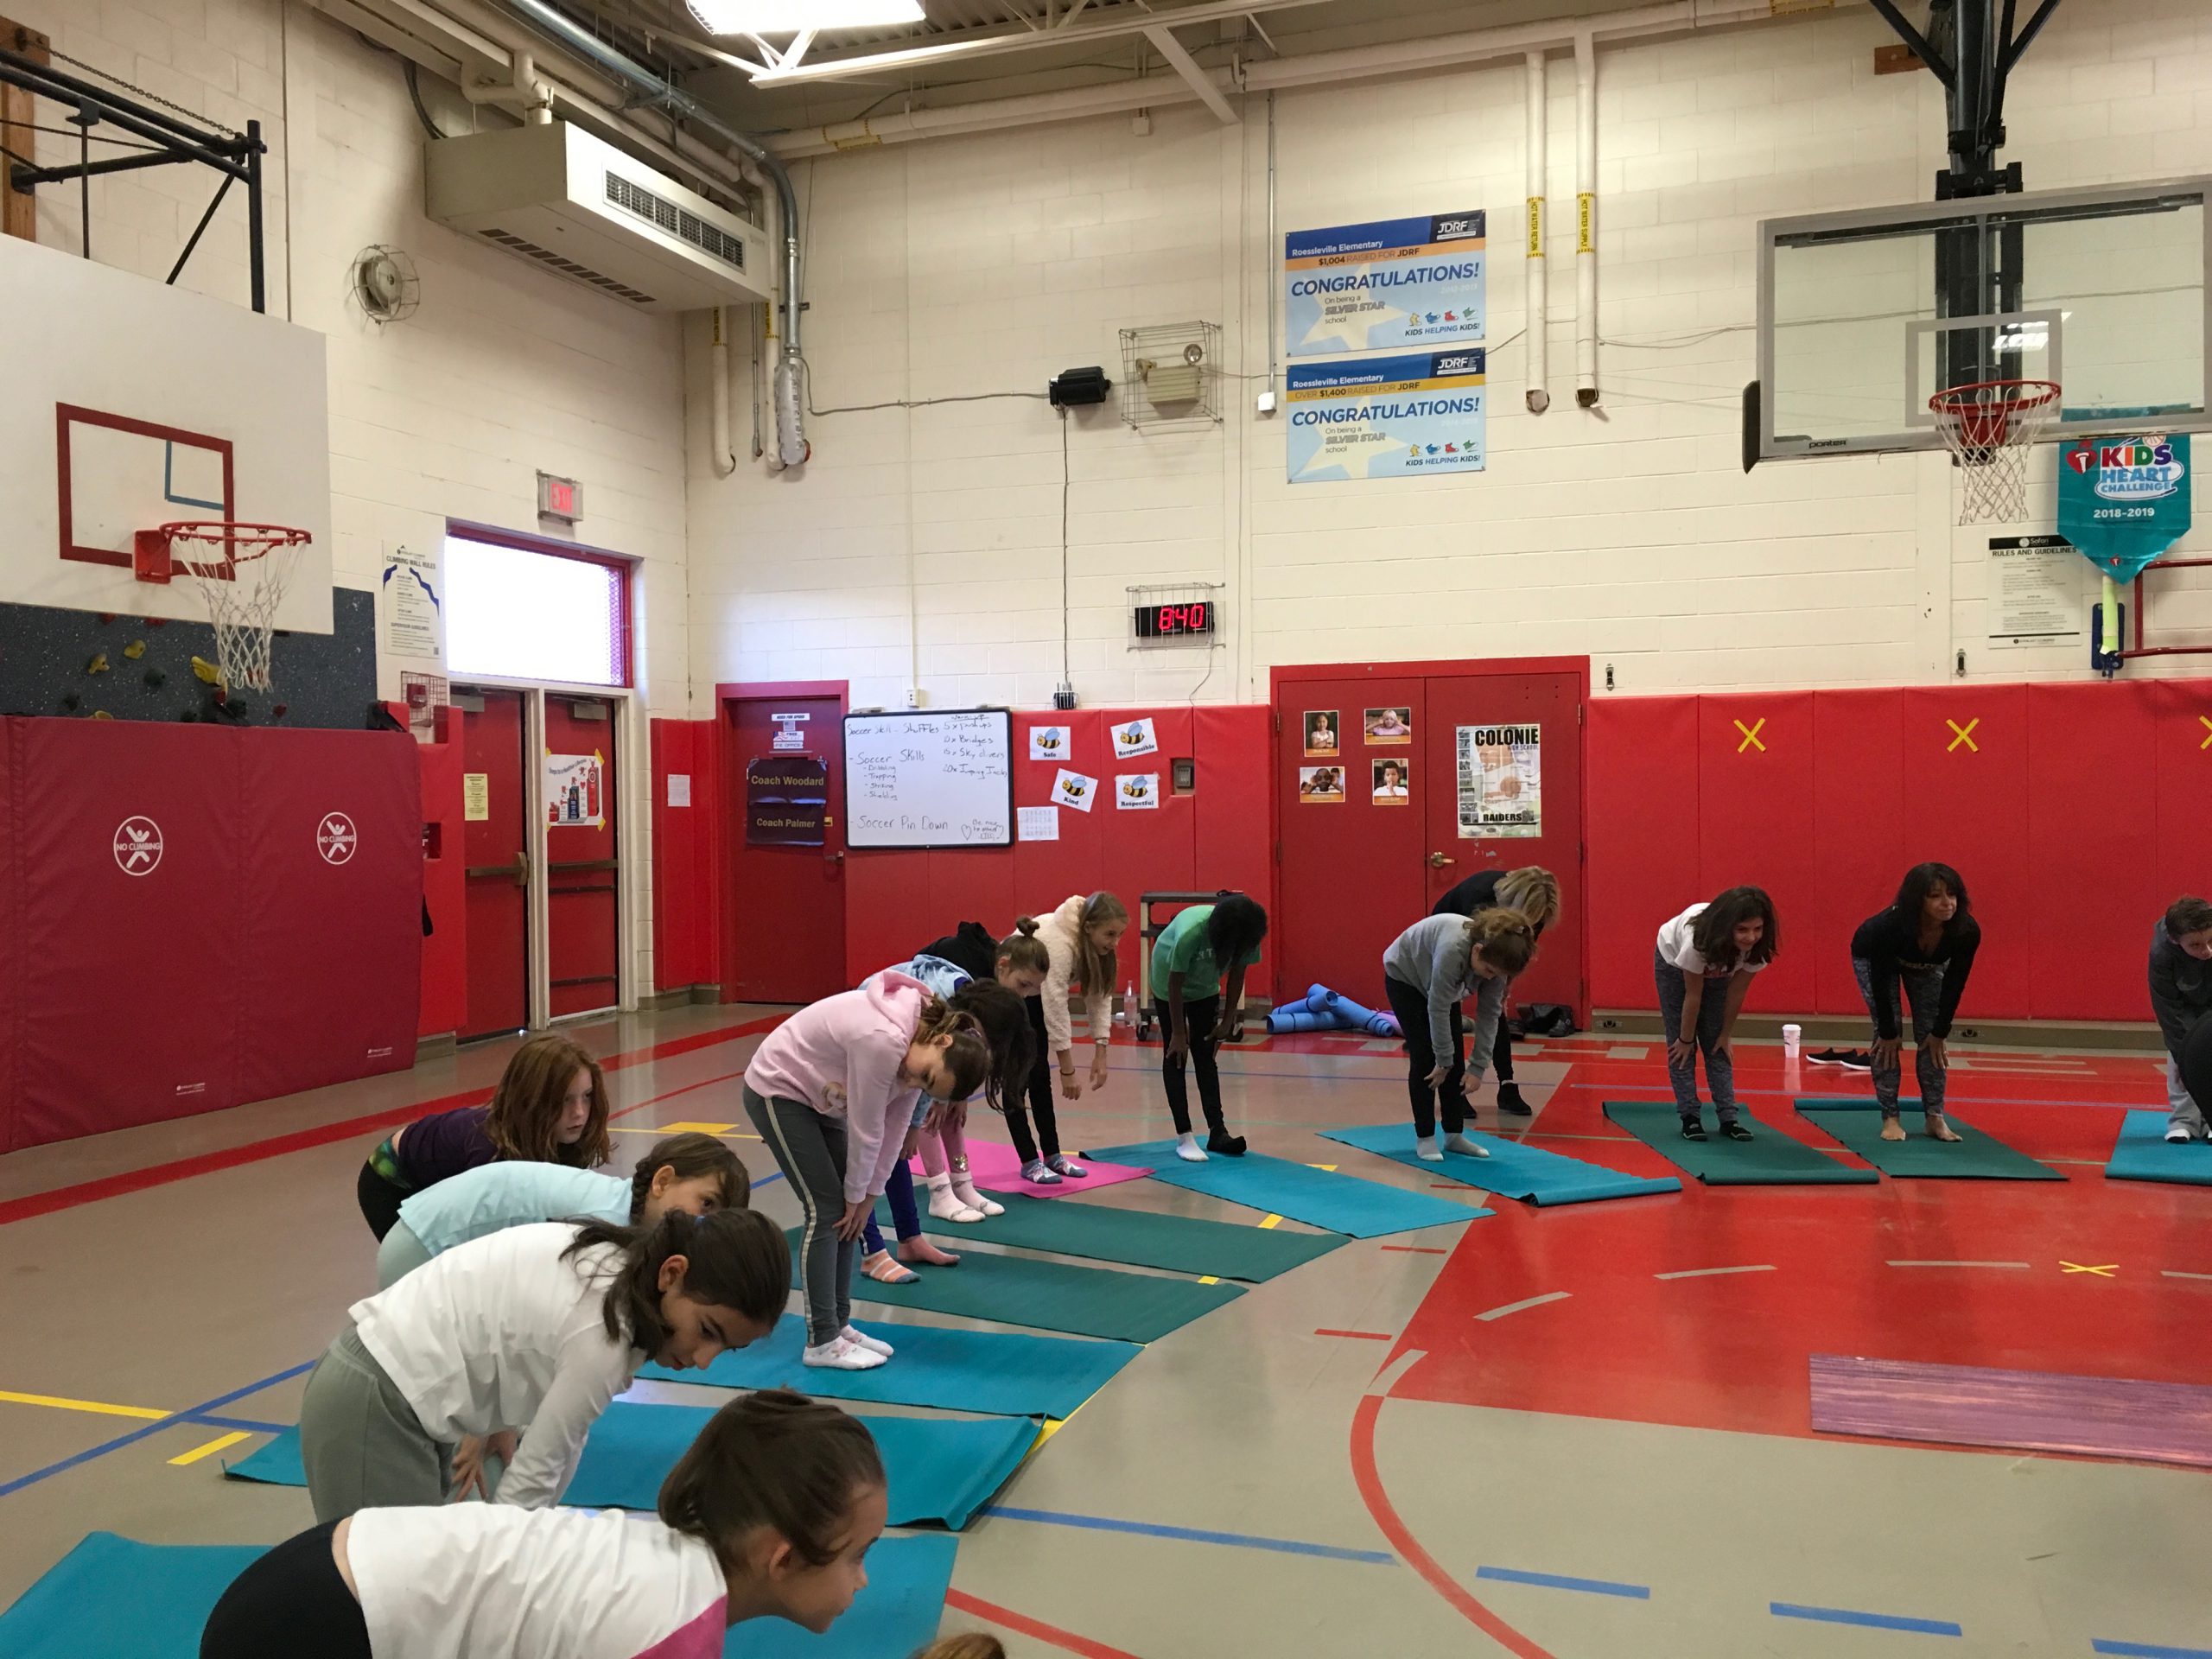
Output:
[1809, 1353, 2212, 1469]
[1602, 1102, 1877, 1185]
[0, 1530, 956, 1659]
[905, 1191, 1344, 1281]
[2106, 1109, 2212, 1185]
[0, 1533, 262, 1659]
[1795, 1097, 2065, 1181]
[1317, 1122, 1681, 1206]
[225, 1403, 1033, 1530]
[925, 1135, 1152, 1198]
[1084, 1141, 1484, 1237]
[642, 1313, 1135, 1420]
[793, 1227, 1244, 1342]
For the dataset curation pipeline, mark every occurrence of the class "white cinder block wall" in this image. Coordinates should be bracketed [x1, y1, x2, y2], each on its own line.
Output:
[685, 0, 2212, 712]
[13, 0, 689, 997]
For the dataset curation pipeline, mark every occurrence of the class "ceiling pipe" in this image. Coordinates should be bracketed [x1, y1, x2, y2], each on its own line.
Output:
[500, 0, 810, 466]
[770, 0, 1854, 158]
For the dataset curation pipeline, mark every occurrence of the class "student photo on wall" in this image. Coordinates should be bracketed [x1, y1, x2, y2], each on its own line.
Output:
[1365, 707, 1412, 745]
[1304, 710, 1340, 757]
[1372, 758, 1410, 804]
[1299, 766, 1344, 803]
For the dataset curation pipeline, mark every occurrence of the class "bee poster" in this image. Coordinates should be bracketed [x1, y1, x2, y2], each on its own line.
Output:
[1111, 717, 1158, 760]
[1116, 772, 1159, 810]
[1052, 768, 1097, 813]
[1029, 724, 1069, 761]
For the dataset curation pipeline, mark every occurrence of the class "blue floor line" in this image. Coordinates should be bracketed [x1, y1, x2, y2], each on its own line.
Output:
[982, 1504, 1394, 1564]
[1477, 1565, 1650, 1599]
[2093, 1642, 2212, 1659]
[188, 1414, 291, 1434]
[1771, 1601, 1961, 1637]
[0, 1360, 315, 1499]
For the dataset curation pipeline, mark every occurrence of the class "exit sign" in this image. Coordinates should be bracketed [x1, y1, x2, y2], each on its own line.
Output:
[537, 472, 583, 524]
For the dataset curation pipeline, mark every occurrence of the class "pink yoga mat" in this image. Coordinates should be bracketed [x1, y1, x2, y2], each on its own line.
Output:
[912, 1136, 1152, 1199]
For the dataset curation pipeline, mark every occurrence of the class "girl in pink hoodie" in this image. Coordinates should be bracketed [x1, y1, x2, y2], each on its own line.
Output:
[742, 973, 990, 1370]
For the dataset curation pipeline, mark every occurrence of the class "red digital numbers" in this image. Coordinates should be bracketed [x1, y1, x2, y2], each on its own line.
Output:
[1135, 601, 1214, 639]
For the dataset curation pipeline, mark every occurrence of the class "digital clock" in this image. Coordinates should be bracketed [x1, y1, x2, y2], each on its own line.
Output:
[1134, 601, 1216, 640]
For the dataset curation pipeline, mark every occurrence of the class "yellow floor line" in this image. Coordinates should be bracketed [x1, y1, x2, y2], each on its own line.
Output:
[611, 1124, 760, 1141]
[1198, 1275, 1220, 1285]
[1259, 1214, 1283, 1230]
[0, 1389, 169, 1421]
[168, 1430, 252, 1466]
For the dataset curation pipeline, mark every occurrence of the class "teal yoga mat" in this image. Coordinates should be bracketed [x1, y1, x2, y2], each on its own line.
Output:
[1795, 1097, 2065, 1180]
[1603, 1102, 1878, 1185]
[905, 1191, 1345, 1281]
[642, 1313, 1134, 1419]
[2107, 1108, 2212, 1185]
[0, 1530, 956, 1659]
[1317, 1122, 1681, 1205]
[1084, 1141, 1484, 1236]
[224, 1402, 1033, 1530]
[791, 1228, 1243, 1342]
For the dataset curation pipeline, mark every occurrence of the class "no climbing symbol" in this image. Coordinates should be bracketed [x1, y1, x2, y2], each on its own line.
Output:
[1733, 717, 1767, 753]
[1947, 717, 1980, 753]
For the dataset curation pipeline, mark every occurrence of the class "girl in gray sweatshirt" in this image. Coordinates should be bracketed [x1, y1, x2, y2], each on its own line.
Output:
[1382, 909, 1538, 1160]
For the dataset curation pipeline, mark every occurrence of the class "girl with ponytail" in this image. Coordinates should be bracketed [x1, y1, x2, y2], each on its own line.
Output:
[296, 1206, 787, 1522]
[744, 974, 992, 1372]
[1382, 907, 1539, 1160]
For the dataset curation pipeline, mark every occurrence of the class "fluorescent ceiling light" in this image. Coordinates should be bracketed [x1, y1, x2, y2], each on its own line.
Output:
[686, 0, 925, 32]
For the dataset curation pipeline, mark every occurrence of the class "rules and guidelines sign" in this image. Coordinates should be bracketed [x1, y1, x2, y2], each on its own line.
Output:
[1285, 211, 1486, 356]
[1286, 350, 1487, 483]
[2058, 434, 2192, 582]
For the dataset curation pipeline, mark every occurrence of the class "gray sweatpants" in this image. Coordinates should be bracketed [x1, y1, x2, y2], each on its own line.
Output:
[297, 1325, 451, 1523]
[744, 1084, 852, 1347]
[1654, 947, 1738, 1123]
[2167, 1056, 2207, 1137]
[1852, 957, 1948, 1116]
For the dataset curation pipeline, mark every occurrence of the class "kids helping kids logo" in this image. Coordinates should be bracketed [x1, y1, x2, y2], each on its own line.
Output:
[2057, 433, 2194, 581]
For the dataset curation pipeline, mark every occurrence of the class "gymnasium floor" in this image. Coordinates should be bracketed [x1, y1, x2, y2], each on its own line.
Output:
[3, 1007, 2208, 1659]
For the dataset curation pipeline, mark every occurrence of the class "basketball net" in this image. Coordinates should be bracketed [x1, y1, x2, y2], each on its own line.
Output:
[1929, 379, 2061, 525]
[157, 522, 311, 694]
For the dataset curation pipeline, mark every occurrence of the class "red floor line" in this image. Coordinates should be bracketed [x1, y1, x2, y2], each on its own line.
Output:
[607, 1070, 751, 1122]
[944, 1588, 1147, 1659]
[1349, 1394, 1557, 1659]
[1317, 1328, 1396, 1341]
[0, 1016, 783, 1227]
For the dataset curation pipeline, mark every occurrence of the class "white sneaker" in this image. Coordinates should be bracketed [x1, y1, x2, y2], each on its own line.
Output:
[1415, 1135, 1443, 1162]
[948, 1164, 1004, 1217]
[1442, 1132, 1490, 1159]
[842, 1325, 893, 1358]
[925, 1173, 986, 1224]
[2167, 1124, 2196, 1144]
[1174, 1133, 1208, 1162]
[803, 1336, 887, 1370]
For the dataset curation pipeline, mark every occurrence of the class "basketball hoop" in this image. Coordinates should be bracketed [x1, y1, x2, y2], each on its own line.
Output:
[1929, 378, 2061, 524]
[133, 520, 311, 695]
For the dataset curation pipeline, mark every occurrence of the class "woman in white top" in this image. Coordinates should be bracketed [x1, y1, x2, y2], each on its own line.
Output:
[296, 1208, 788, 1522]
[201, 1390, 888, 1659]
[1017, 893, 1130, 1184]
[1654, 887, 1780, 1142]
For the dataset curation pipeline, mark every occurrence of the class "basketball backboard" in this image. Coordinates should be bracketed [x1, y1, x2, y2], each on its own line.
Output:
[1754, 176, 2210, 463]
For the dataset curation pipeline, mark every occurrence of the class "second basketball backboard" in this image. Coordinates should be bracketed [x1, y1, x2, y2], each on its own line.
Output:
[1754, 176, 2211, 462]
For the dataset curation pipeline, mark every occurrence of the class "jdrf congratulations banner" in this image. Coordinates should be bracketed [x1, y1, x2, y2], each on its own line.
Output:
[1285, 212, 1486, 356]
[1285, 350, 1486, 483]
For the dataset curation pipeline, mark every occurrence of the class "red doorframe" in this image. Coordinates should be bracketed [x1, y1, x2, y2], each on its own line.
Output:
[1270, 657, 1592, 1020]
[715, 681, 849, 1004]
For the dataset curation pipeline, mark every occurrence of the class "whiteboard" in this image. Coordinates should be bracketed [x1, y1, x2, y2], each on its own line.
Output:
[843, 709, 1014, 849]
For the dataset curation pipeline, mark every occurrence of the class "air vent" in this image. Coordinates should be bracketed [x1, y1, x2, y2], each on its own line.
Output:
[474, 227, 658, 304]
[603, 174, 747, 271]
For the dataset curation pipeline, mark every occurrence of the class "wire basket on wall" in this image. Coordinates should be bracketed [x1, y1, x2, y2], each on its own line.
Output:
[1118, 321, 1223, 429]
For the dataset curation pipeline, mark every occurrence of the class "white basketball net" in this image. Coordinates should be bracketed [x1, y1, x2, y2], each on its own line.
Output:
[166, 524, 309, 694]
[1930, 380, 2061, 525]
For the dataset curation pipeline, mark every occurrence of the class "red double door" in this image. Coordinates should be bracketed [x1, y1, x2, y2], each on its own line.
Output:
[1274, 660, 1586, 1020]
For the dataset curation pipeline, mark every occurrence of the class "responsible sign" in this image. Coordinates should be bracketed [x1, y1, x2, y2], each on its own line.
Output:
[1286, 350, 1486, 483]
[1285, 211, 1486, 356]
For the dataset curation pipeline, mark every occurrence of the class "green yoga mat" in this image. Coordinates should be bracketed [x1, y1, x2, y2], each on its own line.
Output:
[901, 1192, 1344, 1281]
[795, 1227, 1243, 1341]
[0, 1530, 957, 1659]
[1603, 1102, 1878, 1185]
[1084, 1141, 1483, 1236]
[1795, 1097, 2065, 1180]
[224, 1403, 1033, 1530]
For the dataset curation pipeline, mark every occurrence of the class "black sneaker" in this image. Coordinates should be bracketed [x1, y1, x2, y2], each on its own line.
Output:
[1719, 1120, 1754, 1141]
[1206, 1129, 1248, 1157]
[1495, 1083, 1533, 1116]
[1679, 1118, 1707, 1141]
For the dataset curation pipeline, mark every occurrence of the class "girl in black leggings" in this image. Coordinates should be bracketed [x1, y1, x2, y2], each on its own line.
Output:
[1151, 895, 1269, 1160]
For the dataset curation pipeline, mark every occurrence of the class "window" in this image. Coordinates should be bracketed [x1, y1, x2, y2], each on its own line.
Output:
[443, 527, 632, 688]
